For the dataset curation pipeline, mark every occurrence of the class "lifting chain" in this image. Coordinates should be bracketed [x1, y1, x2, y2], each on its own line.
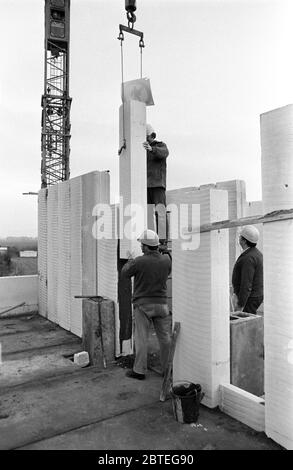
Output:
[117, 1, 145, 155]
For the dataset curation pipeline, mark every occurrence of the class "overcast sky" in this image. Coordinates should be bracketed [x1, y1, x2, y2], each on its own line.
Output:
[1, 0, 293, 237]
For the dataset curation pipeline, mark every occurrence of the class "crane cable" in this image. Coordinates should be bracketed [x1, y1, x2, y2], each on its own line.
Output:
[119, 36, 126, 155]
[118, 31, 144, 156]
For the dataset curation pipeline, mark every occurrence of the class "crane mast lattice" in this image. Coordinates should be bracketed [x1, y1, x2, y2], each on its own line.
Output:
[41, 0, 71, 188]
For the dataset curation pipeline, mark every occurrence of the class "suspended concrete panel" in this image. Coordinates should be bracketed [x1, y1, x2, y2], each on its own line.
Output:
[119, 100, 147, 259]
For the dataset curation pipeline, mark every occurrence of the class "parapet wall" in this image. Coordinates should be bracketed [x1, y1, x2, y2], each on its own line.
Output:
[0, 275, 38, 316]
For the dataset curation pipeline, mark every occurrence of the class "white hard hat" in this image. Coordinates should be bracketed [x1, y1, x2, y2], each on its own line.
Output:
[137, 229, 159, 247]
[146, 123, 155, 136]
[240, 225, 259, 244]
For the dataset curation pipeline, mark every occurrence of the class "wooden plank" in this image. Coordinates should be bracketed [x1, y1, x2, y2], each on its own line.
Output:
[0, 302, 26, 317]
[184, 208, 293, 235]
[159, 321, 180, 402]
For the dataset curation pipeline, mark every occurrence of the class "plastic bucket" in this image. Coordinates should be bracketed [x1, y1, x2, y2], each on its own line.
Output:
[171, 381, 203, 424]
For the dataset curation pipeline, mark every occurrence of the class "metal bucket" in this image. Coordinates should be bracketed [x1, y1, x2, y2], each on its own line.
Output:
[171, 381, 204, 424]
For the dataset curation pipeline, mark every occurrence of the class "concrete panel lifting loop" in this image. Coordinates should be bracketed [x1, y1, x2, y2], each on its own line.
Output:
[117, 31, 124, 42]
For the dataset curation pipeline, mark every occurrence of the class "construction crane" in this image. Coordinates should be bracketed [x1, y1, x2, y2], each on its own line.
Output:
[40, 1, 139, 188]
[41, 0, 72, 188]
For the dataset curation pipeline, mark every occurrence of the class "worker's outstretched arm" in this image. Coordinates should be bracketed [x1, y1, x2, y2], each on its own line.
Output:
[121, 258, 137, 279]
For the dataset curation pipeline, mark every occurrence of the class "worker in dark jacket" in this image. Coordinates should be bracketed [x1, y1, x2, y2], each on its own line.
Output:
[121, 229, 172, 380]
[232, 225, 263, 314]
[143, 124, 169, 245]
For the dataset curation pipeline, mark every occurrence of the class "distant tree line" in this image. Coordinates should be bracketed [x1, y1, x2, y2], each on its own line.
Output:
[0, 237, 37, 252]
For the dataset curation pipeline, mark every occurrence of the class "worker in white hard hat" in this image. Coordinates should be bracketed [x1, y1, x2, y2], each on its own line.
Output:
[143, 124, 169, 247]
[121, 229, 172, 380]
[232, 225, 263, 314]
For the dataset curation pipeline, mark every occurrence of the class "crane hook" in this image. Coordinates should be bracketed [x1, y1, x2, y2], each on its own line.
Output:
[127, 10, 136, 28]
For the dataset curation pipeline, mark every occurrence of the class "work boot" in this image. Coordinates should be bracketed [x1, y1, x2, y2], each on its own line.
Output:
[126, 369, 145, 380]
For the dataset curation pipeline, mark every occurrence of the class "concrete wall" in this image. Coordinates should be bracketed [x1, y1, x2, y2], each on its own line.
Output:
[38, 189, 48, 318]
[220, 384, 265, 432]
[38, 171, 113, 338]
[244, 200, 263, 254]
[260, 104, 293, 450]
[167, 180, 247, 285]
[216, 180, 246, 282]
[171, 188, 230, 408]
[0, 275, 38, 316]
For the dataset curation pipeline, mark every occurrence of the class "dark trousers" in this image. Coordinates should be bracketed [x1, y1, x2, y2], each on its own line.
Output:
[147, 187, 168, 243]
[244, 296, 263, 314]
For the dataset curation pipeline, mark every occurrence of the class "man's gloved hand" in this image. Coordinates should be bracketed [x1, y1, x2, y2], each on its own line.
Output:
[143, 141, 152, 151]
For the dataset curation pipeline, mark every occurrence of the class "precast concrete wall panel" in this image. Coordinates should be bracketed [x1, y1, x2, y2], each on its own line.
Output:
[261, 104, 293, 449]
[81, 173, 98, 297]
[38, 189, 48, 318]
[97, 203, 118, 302]
[220, 384, 265, 432]
[244, 200, 263, 255]
[70, 171, 110, 337]
[119, 100, 147, 259]
[70, 177, 83, 337]
[39, 171, 111, 338]
[57, 182, 71, 331]
[261, 104, 293, 213]
[216, 180, 246, 281]
[47, 185, 59, 324]
[171, 188, 230, 408]
[262, 221, 293, 449]
[167, 181, 247, 284]
[96, 203, 119, 355]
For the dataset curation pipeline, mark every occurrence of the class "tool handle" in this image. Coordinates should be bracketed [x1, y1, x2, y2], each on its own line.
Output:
[159, 321, 181, 402]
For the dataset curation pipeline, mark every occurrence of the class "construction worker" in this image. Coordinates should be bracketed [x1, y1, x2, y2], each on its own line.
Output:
[232, 225, 263, 314]
[143, 124, 169, 246]
[121, 229, 172, 380]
